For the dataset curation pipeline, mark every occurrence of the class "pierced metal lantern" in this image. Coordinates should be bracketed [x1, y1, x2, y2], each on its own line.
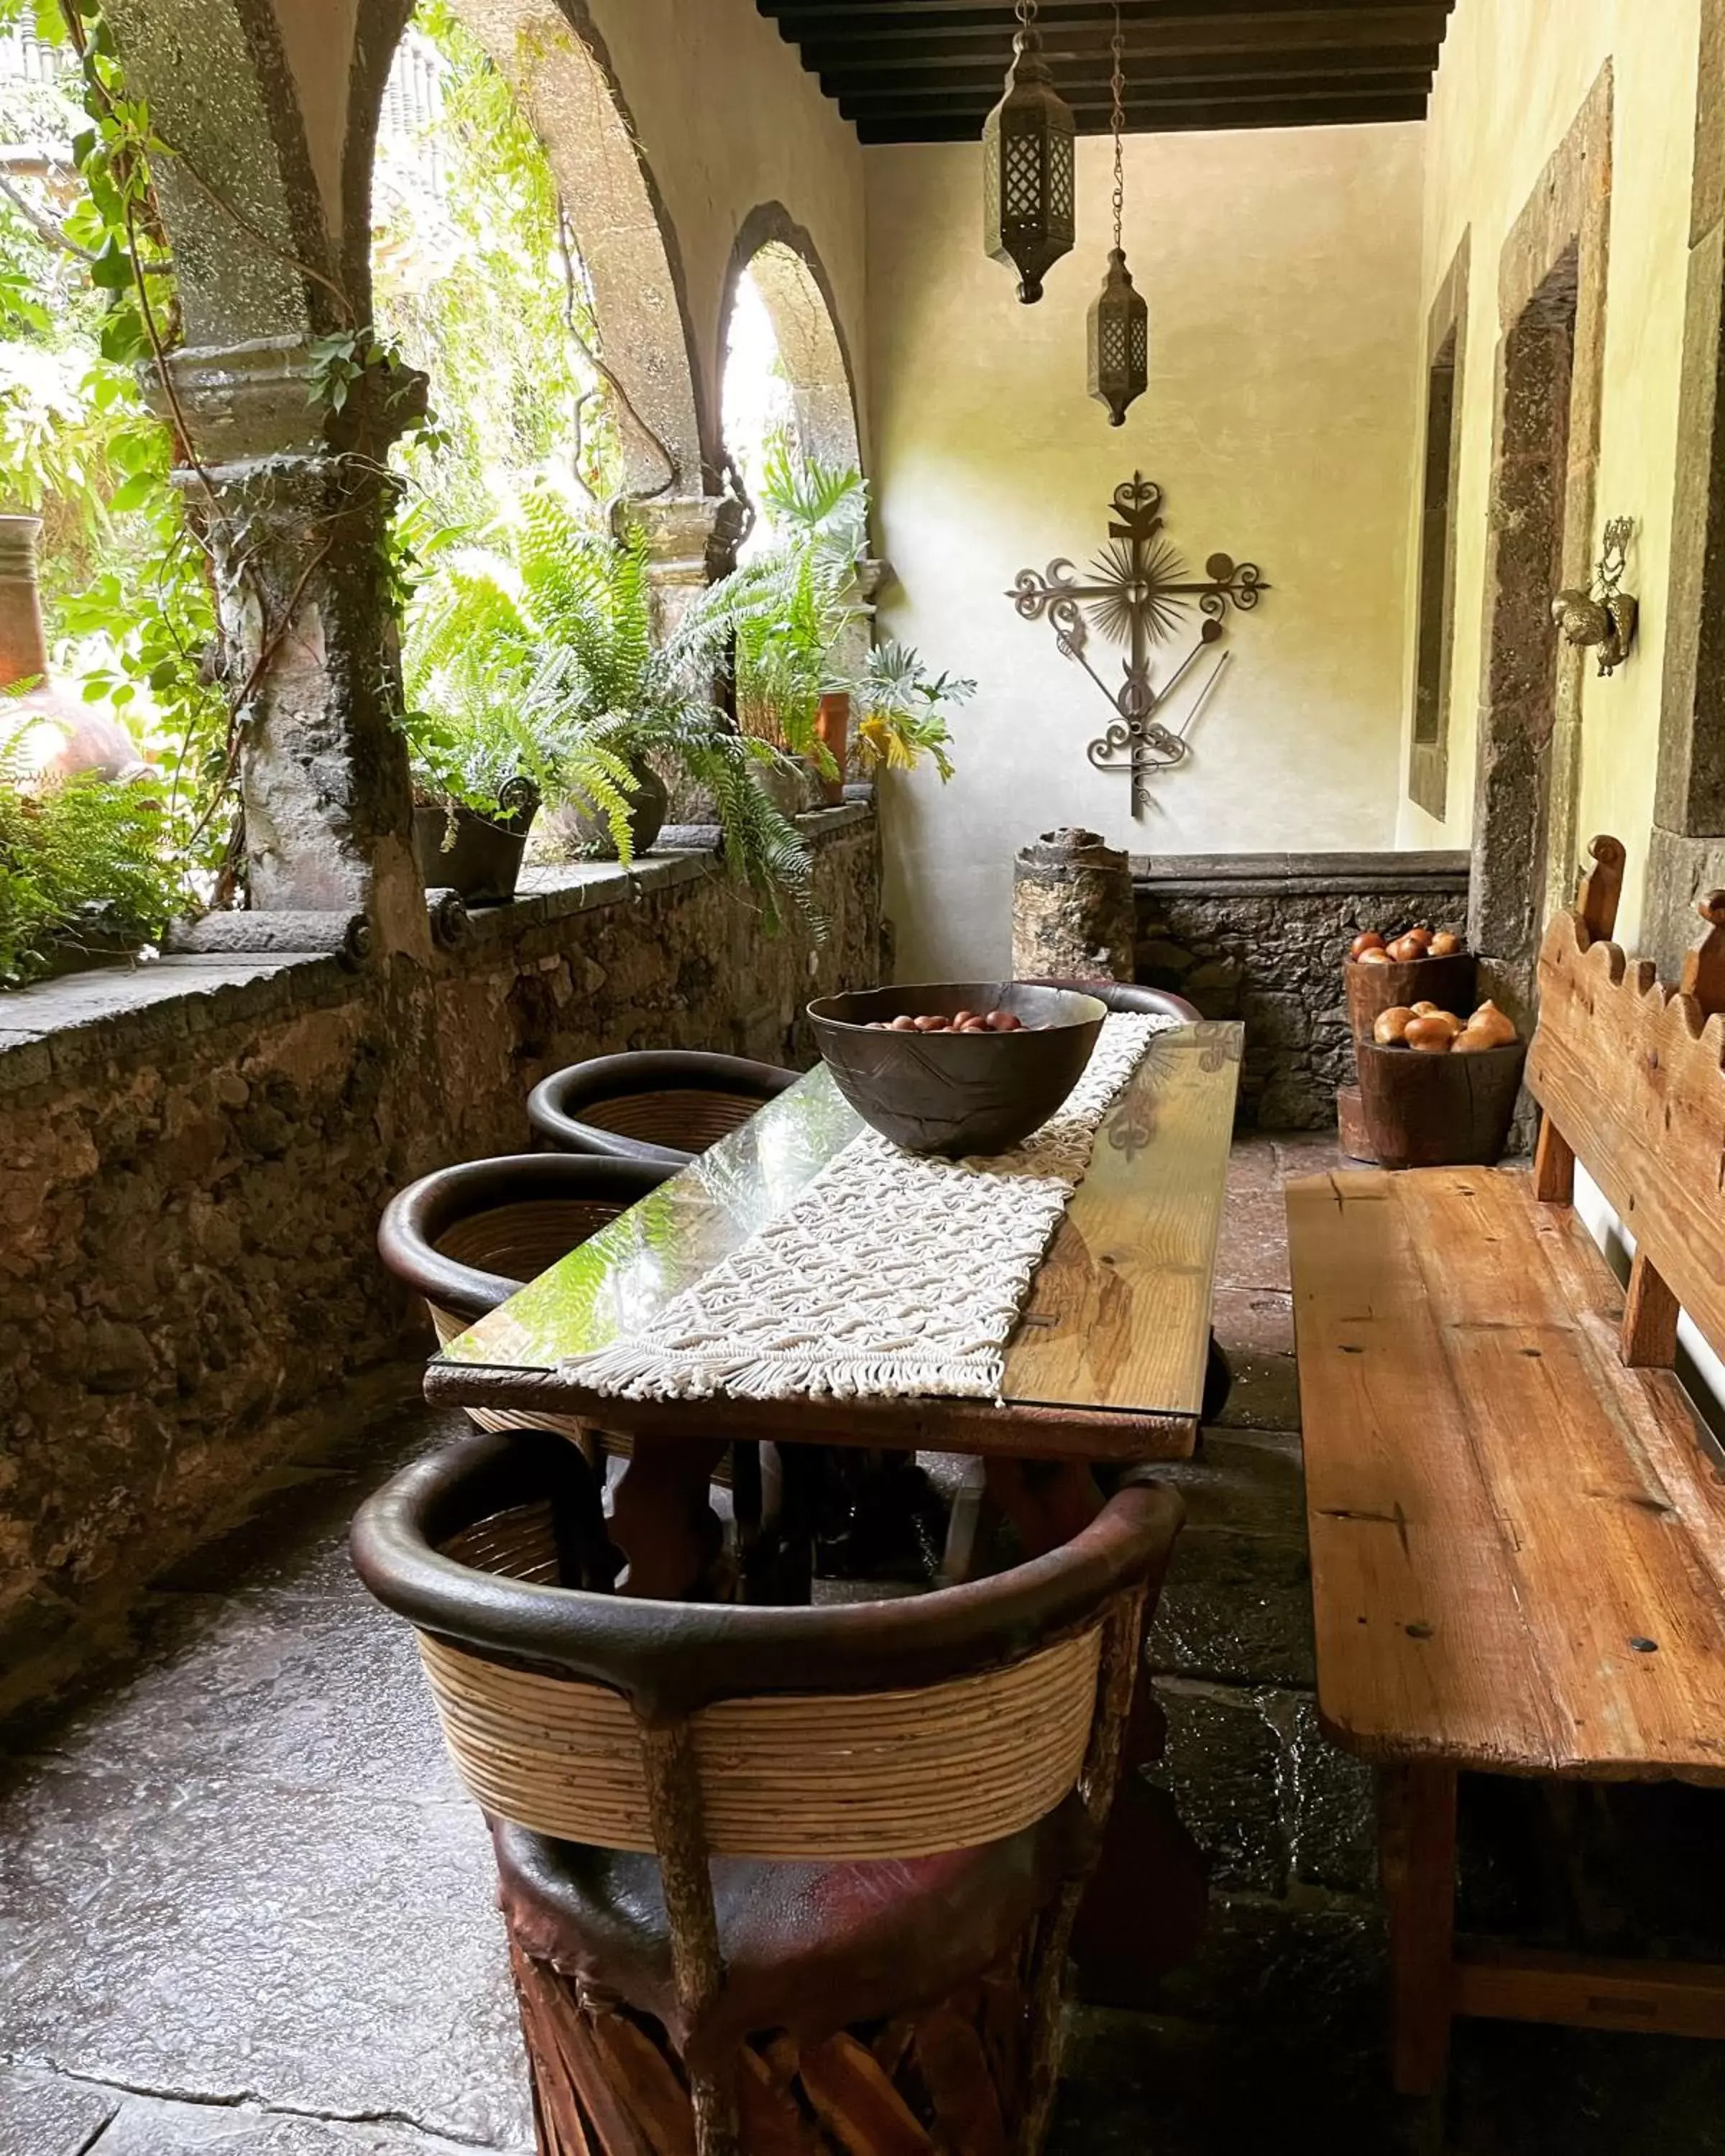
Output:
[1088, 247, 1149, 426]
[983, 13, 1075, 305]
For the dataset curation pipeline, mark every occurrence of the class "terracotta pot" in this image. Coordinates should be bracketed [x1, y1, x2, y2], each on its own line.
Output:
[542, 759, 668, 862]
[413, 779, 538, 904]
[814, 691, 850, 806]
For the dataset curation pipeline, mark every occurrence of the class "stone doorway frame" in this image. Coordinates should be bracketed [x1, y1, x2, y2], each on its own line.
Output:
[1468, 66, 1612, 1018]
[1407, 231, 1471, 822]
[1649, 0, 1725, 969]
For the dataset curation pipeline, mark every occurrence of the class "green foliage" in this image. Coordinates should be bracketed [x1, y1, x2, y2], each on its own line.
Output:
[0, 0, 231, 889]
[724, 444, 974, 783]
[0, 716, 193, 985]
[851, 639, 975, 784]
[405, 487, 816, 931]
[373, 1, 619, 534]
[402, 507, 637, 849]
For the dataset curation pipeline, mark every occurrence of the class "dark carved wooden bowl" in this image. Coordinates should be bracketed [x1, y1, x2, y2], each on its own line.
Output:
[807, 981, 1108, 1157]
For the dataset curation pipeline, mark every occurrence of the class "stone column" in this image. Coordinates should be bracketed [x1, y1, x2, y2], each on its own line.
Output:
[1012, 828, 1136, 981]
[160, 338, 428, 952]
[617, 492, 748, 641]
[617, 492, 753, 826]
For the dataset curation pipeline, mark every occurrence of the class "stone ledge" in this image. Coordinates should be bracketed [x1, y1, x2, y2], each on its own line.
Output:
[1133, 849, 1470, 898]
[0, 801, 876, 1095]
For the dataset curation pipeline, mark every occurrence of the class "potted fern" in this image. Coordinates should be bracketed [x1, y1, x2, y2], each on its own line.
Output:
[722, 449, 975, 799]
[405, 490, 817, 930]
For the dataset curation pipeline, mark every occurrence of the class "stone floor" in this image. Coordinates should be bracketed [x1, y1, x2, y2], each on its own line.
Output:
[6, 1133, 1725, 2154]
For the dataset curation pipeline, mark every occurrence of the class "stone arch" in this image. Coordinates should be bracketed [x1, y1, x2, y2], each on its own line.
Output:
[720, 203, 863, 477]
[103, 0, 338, 353]
[345, 0, 704, 497]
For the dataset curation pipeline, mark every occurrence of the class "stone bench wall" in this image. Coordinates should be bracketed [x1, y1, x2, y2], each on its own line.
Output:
[1133, 850, 1473, 1129]
[0, 808, 879, 1708]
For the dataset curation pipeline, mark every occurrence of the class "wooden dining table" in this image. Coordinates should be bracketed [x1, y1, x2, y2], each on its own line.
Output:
[425, 1015, 1243, 1996]
[426, 1018, 1243, 1597]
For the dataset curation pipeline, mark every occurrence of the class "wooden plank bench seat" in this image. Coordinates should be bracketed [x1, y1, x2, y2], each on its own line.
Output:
[1287, 837, 1725, 2094]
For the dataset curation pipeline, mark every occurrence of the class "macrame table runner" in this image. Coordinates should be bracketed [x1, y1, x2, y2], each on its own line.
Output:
[559, 1012, 1178, 1404]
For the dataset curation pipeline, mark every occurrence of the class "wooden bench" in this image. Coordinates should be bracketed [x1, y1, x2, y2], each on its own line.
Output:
[1287, 835, 1725, 2096]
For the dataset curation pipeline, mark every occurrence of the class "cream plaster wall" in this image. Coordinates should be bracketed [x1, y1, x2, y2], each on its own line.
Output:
[1396, 0, 1702, 950]
[268, 0, 868, 461]
[866, 126, 1425, 982]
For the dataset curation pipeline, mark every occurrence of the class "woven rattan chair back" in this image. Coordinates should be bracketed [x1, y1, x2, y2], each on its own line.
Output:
[377, 1153, 672, 1451]
[353, 1428, 1184, 2156]
[354, 1427, 1178, 1858]
[527, 1049, 799, 1169]
[378, 1152, 671, 1339]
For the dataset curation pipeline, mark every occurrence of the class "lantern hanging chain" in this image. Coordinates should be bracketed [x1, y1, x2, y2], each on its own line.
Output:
[1110, 1, 1126, 250]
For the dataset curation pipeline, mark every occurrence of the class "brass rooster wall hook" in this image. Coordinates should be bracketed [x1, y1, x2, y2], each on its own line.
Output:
[1552, 515, 1638, 677]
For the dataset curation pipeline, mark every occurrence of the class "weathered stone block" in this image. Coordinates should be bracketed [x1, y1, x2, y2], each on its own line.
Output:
[1144, 1679, 1292, 1897]
[1148, 1526, 1316, 1690]
[0, 814, 880, 1708]
[1277, 1692, 1379, 1895]
[1134, 854, 1471, 1128]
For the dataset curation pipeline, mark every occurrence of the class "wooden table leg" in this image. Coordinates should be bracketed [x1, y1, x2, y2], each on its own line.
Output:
[984, 1457, 1104, 1557]
[609, 1434, 727, 1600]
[1380, 1762, 1459, 2096]
[983, 1456, 1211, 2001]
[941, 1457, 998, 1585]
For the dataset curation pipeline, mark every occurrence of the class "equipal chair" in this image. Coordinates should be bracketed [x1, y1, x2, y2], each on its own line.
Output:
[377, 1152, 674, 1365]
[527, 1049, 799, 1169]
[351, 1425, 1185, 2156]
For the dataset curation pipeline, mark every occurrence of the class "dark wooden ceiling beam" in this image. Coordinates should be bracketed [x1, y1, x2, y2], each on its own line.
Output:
[853, 91, 1430, 142]
[762, 1, 1446, 32]
[842, 75, 1431, 117]
[759, 0, 1452, 142]
[822, 55, 1436, 101]
[761, 0, 1427, 18]
[804, 32, 1438, 71]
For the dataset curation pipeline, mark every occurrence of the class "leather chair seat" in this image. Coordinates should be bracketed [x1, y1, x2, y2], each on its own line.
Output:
[492, 1795, 1087, 2071]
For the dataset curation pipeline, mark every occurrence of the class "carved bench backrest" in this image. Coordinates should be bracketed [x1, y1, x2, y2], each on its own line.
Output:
[1524, 837, 1725, 1370]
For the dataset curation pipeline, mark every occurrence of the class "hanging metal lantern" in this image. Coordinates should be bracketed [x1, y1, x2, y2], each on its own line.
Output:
[1087, 5, 1149, 425]
[1089, 249, 1149, 426]
[983, 0, 1075, 305]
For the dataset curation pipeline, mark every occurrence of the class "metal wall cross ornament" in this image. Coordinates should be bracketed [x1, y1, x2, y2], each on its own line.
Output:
[1007, 474, 1267, 814]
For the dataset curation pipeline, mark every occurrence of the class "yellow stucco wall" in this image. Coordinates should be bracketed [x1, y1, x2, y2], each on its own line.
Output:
[1397, 0, 1702, 949]
[267, 0, 868, 459]
[865, 125, 1426, 981]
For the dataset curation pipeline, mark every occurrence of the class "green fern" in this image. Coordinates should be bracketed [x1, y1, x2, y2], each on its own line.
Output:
[405, 485, 816, 918]
[0, 719, 193, 988]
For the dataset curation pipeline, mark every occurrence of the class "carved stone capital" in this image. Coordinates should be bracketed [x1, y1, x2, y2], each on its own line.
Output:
[615, 492, 748, 590]
[151, 336, 428, 471]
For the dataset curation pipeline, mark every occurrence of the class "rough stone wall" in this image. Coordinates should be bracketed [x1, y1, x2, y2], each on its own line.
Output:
[0, 814, 878, 1705]
[1133, 852, 1471, 1128]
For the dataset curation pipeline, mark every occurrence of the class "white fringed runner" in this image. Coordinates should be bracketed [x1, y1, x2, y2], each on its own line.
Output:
[558, 1012, 1177, 1404]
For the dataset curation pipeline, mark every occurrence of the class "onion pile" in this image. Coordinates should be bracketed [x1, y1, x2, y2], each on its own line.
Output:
[864, 1008, 1036, 1033]
[1372, 999, 1517, 1055]
[1348, 924, 1464, 966]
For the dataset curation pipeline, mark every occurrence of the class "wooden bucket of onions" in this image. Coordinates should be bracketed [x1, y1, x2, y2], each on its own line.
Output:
[1345, 926, 1476, 1040]
[1356, 998, 1525, 1170]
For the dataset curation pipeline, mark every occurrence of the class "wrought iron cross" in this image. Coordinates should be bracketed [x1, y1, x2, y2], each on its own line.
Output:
[1007, 474, 1267, 814]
